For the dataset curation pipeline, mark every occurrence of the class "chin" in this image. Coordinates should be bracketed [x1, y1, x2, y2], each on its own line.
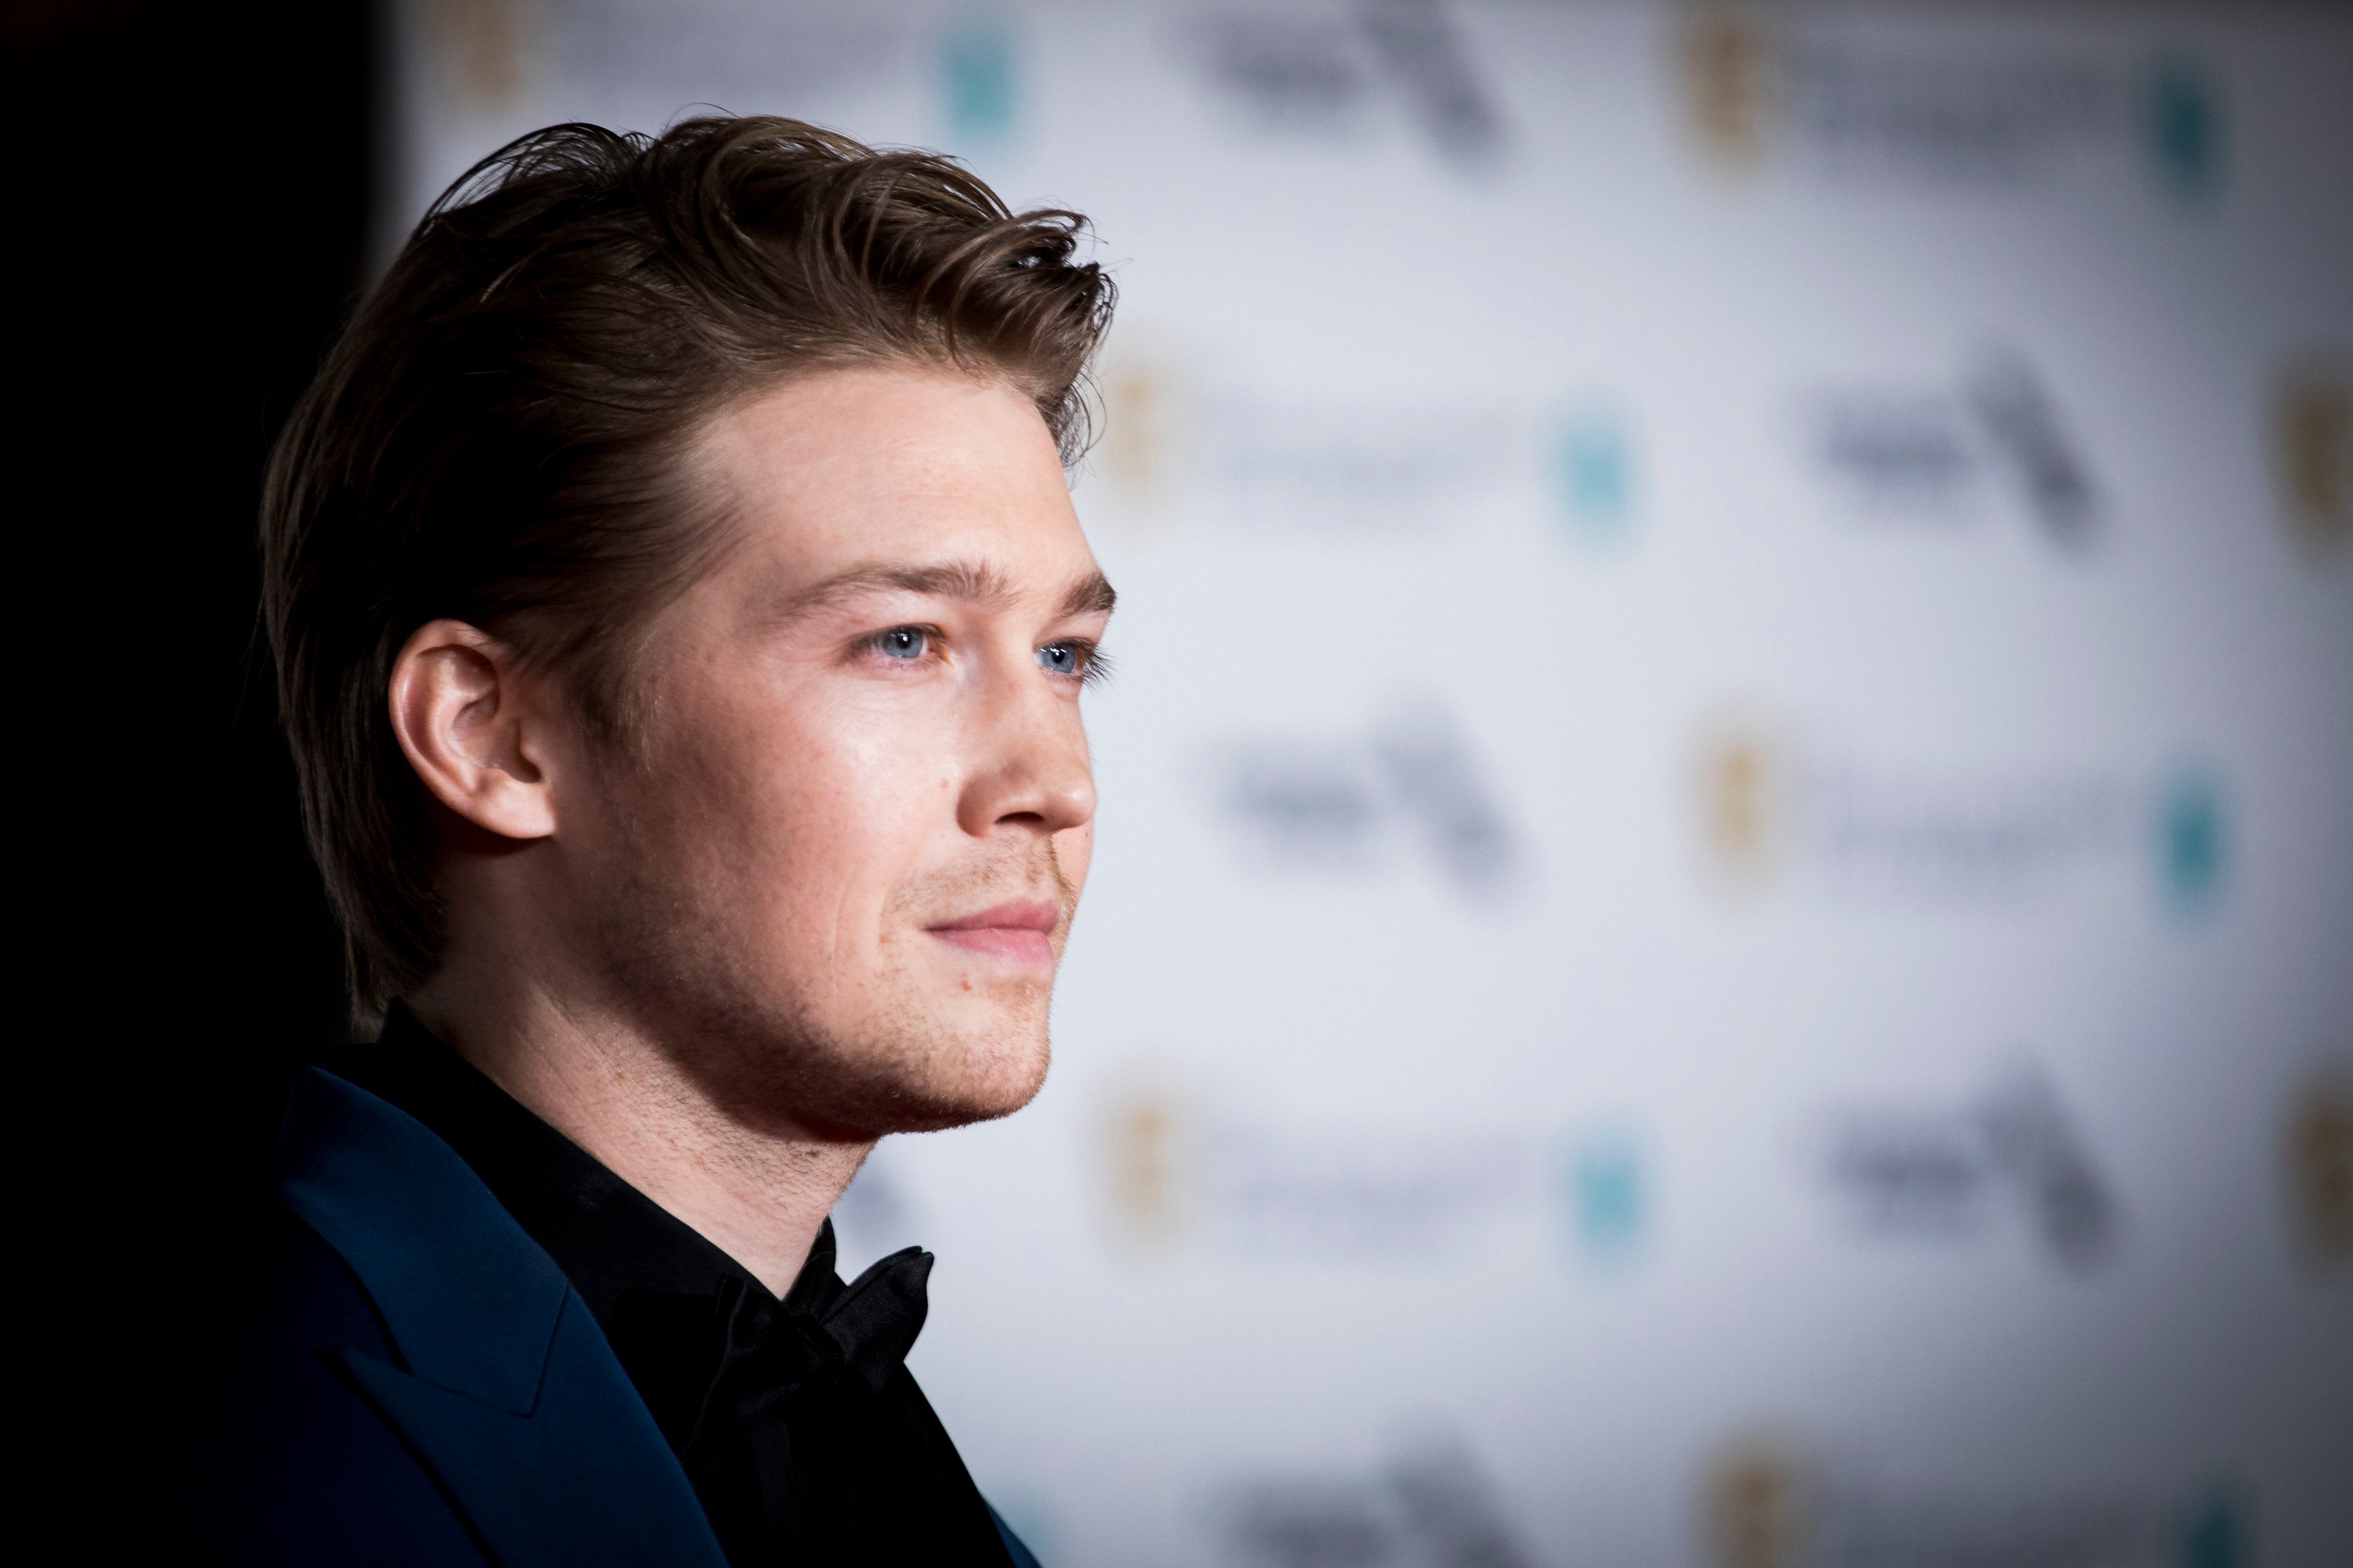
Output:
[877, 1027, 1052, 1134]
[716, 997, 1054, 1139]
[621, 933, 1057, 1137]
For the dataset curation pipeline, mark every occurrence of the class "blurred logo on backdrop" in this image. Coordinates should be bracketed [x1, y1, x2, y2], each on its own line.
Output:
[1702, 1436, 2247, 1568]
[1965, 349, 2101, 547]
[938, 16, 1019, 151]
[1707, 1436, 1813, 1568]
[1083, 344, 1638, 551]
[1696, 723, 1792, 887]
[2176, 1494, 2253, 1568]
[1802, 347, 2101, 551]
[1182, 0, 1505, 169]
[1552, 404, 1640, 550]
[2270, 351, 2350, 564]
[1360, 0, 1507, 168]
[1104, 1098, 1532, 1259]
[2282, 1064, 2353, 1272]
[2140, 53, 2225, 204]
[425, 0, 538, 110]
[1082, 350, 1521, 538]
[1100, 1073, 1199, 1247]
[547, 1, 901, 114]
[1097, 1077, 1651, 1269]
[1693, 719, 2124, 901]
[1216, 1439, 1535, 1568]
[1680, 8, 1777, 171]
[1815, 1062, 2121, 1270]
[1674, 10, 2222, 206]
[1562, 1125, 1651, 1265]
[1692, 718, 2228, 919]
[1186, 12, 1364, 138]
[1208, 703, 1522, 902]
[1097, 357, 1178, 498]
[1807, 388, 1979, 522]
[1204, 396, 1516, 530]
[524, 0, 1025, 141]
[1082, 344, 1193, 542]
[2152, 766, 2229, 920]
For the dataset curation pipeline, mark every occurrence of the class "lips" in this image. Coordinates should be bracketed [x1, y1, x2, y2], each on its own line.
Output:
[924, 898, 1060, 965]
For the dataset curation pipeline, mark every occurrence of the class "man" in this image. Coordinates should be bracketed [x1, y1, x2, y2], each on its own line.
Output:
[174, 117, 1117, 1566]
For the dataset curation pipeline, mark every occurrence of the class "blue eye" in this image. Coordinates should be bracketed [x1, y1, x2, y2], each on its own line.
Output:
[877, 627, 928, 660]
[1038, 641, 1082, 676]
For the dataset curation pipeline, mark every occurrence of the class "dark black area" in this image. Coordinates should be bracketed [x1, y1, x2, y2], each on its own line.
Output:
[8, 0, 366, 1376]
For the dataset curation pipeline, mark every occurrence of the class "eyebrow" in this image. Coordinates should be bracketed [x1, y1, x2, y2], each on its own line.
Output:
[1058, 569, 1118, 618]
[778, 559, 1116, 620]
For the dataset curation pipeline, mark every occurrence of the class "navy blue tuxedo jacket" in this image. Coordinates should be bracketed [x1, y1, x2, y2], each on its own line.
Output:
[176, 1068, 1039, 1567]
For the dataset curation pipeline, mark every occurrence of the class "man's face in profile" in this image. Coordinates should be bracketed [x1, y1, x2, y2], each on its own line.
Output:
[549, 367, 1111, 1139]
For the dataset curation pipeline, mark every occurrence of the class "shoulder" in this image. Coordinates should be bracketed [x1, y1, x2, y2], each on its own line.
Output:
[165, 1068, 726, 1568]
[168, 1195, 493, 1567]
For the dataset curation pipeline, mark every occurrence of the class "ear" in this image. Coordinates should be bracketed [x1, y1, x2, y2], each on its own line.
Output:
[388, 619, 560, 842]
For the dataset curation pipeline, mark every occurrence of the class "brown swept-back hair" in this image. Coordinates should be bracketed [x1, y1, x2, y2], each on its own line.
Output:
[263, 117, 1115, 1026]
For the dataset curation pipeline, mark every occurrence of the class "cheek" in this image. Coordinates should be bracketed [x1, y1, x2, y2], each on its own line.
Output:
[707, 690, 957, 914]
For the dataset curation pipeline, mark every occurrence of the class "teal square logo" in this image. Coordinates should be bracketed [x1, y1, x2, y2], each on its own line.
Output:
[941, 20, 1018, 148]
[2177, 1490, 2249, 1568]
[2155, 767, 2229, 919]
[2144, 54, 2224, 205]
[1562, 1130, 1648, 1263]
[1552, 408, 1637, 549]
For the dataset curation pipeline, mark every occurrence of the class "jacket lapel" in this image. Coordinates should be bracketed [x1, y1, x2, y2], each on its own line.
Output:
[272, 1069, 729, 1568]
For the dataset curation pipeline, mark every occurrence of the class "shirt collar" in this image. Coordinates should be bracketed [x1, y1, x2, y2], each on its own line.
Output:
[329, 1003, 842, 1330]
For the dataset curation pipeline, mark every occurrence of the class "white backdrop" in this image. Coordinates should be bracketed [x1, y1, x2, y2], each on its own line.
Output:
[388, 4, 2352, 1565]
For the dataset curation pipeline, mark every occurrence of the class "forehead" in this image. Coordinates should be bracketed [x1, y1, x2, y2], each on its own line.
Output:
[696, 364, 1093, 587]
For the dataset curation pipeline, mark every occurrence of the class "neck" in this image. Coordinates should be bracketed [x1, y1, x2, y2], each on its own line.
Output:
[404, 962, 871, 1297]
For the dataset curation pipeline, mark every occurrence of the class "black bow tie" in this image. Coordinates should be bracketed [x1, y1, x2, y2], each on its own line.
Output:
[603, 1239, 1010, 1565]
[605, 1241, 933, 1456]
[696, 1244, 933, 1426]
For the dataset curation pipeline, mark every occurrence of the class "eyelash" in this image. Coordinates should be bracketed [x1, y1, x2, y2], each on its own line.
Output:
[1055, 640, 1115, 690]
[854, 626, 1114, 689]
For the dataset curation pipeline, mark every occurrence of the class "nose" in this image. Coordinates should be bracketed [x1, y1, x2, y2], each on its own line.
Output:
[954, 658, 1097, 840]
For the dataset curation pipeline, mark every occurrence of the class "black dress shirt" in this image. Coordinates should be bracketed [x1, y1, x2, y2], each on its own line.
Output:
[332, 1009, 1017, 1567]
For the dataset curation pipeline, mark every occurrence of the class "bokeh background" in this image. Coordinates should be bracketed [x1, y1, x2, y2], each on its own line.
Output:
[19, 2, 2349, 1564]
